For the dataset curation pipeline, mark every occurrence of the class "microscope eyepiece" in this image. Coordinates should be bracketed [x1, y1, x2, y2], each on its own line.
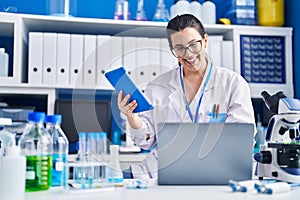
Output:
[261, 91, 286, 114]
[276, 91, 287, 99]
[261, 91, 270, 101]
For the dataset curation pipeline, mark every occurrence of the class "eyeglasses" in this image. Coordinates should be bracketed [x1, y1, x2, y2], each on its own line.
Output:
[171, 40, 203, 58]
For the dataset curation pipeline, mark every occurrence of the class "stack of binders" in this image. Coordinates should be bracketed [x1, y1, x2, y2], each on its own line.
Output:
[28, 32, 233, 88]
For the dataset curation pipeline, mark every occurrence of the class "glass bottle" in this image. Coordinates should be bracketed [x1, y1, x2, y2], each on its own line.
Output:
[46, 114, 69, 187]
[19, 112, 53, 192]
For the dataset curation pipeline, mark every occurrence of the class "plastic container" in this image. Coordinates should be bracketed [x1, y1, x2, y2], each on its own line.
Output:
[257, 0, 284, 26]
[19, 112, 53, 192]
[0, 48, 9, 77]
[202, 0, 216, 24]
[190, 0, 202, 21]
[0, 131, 26, 200]
[106, 145, 123, 184]
[173, 0, 190, 17]
[229, 0, 257, 25]
[46, 114, 69, 187]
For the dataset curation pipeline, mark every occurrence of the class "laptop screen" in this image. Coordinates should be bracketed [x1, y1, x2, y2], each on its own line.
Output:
[157, 123, 254, 185]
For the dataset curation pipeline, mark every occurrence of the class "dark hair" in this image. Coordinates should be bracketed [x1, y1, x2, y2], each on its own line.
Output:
[166, 14, 206, 49]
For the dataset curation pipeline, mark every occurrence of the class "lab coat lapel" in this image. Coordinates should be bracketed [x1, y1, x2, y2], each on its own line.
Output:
[204, 62, 215, 92]
[168, 71, 184, 120]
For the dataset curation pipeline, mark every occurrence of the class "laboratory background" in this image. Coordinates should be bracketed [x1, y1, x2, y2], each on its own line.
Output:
[0, 0, 299, 96]
[1, 0, 300, 199]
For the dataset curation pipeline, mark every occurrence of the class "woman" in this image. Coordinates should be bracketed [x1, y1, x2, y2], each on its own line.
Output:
[118, 14, 255, 178]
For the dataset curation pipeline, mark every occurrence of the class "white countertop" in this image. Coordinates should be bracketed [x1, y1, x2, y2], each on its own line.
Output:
[24, 182, 300, 200]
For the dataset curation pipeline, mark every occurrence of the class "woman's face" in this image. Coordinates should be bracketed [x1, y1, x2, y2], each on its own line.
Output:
[170, 27, 208, 73]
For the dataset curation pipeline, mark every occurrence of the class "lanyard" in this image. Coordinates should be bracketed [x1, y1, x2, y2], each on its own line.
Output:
[179, 63, 213, 123]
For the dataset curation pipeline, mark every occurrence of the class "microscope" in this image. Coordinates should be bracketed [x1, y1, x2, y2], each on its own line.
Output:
[254, 91, 300, 183]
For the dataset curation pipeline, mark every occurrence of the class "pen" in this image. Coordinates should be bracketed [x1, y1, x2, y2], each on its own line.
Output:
[212, 104, 216, 118]
[216, 104, 220, 119]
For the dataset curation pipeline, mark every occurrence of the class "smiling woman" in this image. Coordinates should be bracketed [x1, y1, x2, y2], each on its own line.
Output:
[116, 14, 256, 179]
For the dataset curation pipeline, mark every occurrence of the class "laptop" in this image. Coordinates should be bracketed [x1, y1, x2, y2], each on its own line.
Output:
[157, 123, 254, 185]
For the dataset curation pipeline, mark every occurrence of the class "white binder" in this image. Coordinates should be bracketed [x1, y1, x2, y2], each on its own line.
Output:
[109, 36, 123, 69]
[207, 35, 223, 66]
[56, 33, 70, 86]
[83, 34, 97, 87]
[147, 38, 161, 82]
[135, 37, 149, 88]
[160, 38, 178, 74]
[28, 32, 43, 85]
[221, 41, 234, 71]
[96, 35, 111, 89]
[70, 34, 84, 86]
[42, 32, 57, 85]
[123, 36, 137, 81]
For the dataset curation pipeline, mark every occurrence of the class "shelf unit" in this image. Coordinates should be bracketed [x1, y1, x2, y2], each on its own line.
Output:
[0, 12, 294, 113]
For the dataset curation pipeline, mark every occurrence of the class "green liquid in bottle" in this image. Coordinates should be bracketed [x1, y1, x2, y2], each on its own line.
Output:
[25, 155, 53, 192]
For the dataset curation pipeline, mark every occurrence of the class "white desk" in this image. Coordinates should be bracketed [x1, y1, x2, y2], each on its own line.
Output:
[24, 184, 300, 200]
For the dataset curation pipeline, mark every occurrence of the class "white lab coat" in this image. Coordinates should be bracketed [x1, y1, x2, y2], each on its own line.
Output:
[129, 62, 256, 179]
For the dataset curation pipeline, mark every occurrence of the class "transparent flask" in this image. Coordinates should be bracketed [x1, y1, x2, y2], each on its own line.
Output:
[106, 145, 123, 184]
[153, 0, 170, 22]
[46, 114, 69, 187]
[73, 132, 87, 183]
[19, 112, 53, 192]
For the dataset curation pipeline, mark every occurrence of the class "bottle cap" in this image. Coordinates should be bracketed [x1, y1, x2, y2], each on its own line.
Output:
[78, 132, 86, 140]
[28, 112, 45, 122]
[0, 48, 5, 54]
[99, 131, 107, 139]
[88, 132, 96, 139]
[46, 114, 62, 124]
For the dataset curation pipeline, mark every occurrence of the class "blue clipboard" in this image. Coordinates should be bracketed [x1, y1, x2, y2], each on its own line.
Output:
[104, 67, 154, 113]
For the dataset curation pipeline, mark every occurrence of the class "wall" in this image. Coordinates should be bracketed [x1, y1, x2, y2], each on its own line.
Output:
[285, 0, 300, 99]
[0, 0, 230, 22]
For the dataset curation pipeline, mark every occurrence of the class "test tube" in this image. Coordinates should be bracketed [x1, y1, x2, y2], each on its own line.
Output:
[74, 132, 87, 187]
[96, 132, 108, 180]
[87, 132, 95, 188]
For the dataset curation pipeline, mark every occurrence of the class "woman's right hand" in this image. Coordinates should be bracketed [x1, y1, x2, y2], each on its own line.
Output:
[117, 90, 142, 129]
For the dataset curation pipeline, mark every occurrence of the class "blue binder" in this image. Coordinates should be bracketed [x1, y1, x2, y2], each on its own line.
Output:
[105, 67, 154, 113]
